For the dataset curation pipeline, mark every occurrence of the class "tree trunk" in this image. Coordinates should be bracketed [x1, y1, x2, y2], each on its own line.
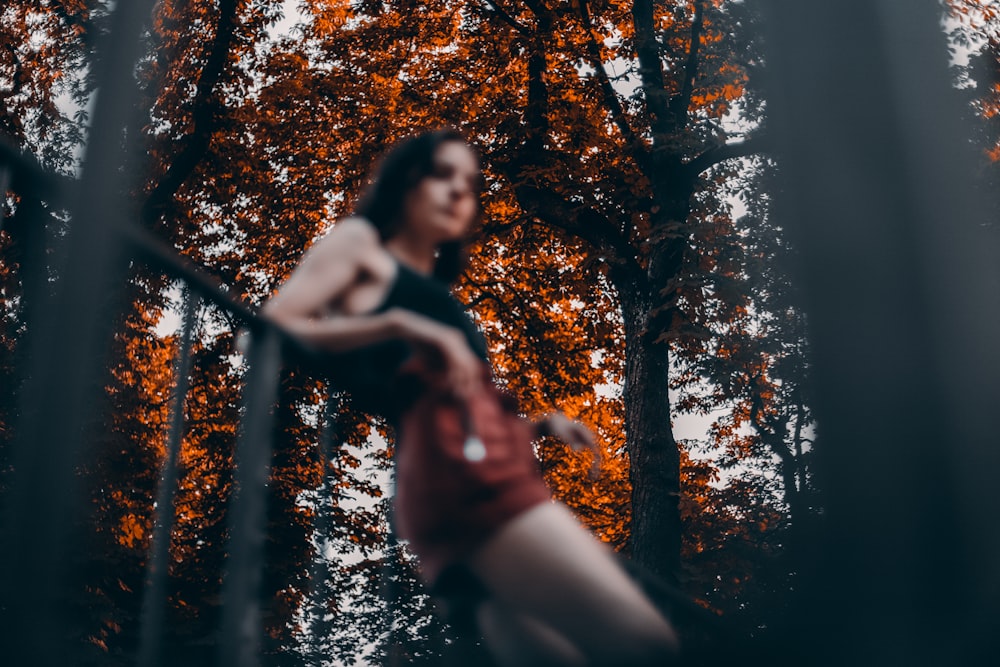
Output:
[617, 282, 681, 584]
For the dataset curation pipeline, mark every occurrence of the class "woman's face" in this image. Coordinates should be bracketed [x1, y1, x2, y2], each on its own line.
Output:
[401, 141, 480, 243]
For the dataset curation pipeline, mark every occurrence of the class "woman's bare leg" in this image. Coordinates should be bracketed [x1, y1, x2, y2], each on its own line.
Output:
[476, 599, 586, 667]
[468, 502, 679, 666]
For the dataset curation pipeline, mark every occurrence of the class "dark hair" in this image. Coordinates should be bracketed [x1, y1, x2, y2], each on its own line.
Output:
[352, 128, 479, 283]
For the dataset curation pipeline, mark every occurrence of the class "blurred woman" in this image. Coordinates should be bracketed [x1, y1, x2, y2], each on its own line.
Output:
[263, 129, 678, 666]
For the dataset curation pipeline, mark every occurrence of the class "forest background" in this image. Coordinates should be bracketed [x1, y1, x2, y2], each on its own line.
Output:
[1, 1, 998, 665]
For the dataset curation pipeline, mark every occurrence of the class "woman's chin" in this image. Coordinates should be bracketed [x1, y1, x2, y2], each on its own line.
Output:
[434, 220, 472, 242]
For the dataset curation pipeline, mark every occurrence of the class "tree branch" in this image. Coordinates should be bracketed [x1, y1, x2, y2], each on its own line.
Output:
[518, 5, 552, 159]
[3, 41, 24, 101]
[749, 379, 794, 461]
[577, 0, 650, 173]
[684, 134, 768, 177]
[631, 0, 671, 137]
[477, 0, 531, 35]
[504, 178, 645, 288]
[460, 274, 518, 317]
[520, 0, 551, 21]
[670, 0, 704, 129]
[140, 0, 241, 225]
[0, 136, 77, 201]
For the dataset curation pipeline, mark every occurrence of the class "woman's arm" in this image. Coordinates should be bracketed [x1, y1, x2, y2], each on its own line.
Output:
[262, 218, 484, 397]
[262, 217, 376, 342]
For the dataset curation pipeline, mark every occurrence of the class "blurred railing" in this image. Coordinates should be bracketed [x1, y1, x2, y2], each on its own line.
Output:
[0, 134, 320, 666]
[0, 4, 337, 663]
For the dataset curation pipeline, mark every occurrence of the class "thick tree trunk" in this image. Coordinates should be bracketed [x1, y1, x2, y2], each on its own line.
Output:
[617, 283, 681, 584]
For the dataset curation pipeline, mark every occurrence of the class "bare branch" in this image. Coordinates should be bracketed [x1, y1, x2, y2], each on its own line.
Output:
[577, 0, 650, 173]
[631, 0, 671, 136]
[670, 0, 705, 128]
[140, 0, 241, 224]
[504, 179, 645, 288]
[478, 0, 531, 35]
[685, 134, 769, 177]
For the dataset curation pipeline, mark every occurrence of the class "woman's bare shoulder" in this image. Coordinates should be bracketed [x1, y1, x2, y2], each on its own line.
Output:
[331, 215, 381, 242]
[263, 217, 383, 318]
[302, 216, 382, 267]
[313, 216, 379, 252]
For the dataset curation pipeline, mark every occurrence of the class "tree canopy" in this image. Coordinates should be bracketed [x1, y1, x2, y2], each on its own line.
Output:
[1, 1, 997, 664]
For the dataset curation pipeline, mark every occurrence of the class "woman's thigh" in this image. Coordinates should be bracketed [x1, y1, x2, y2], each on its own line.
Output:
[476, 599, 586, 667]
[467, 502, 679, 664]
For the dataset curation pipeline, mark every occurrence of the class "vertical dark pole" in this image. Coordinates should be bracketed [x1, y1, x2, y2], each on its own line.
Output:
[760, 1, 1000, 665]
[381, 474, 401, 667]
[5, 195, 49, 336]
[0, 146, 60, 337]
[219, 327, 282, 667]
[138, 290, 199, 667]
[0, 166, 9, 231]
[0, 2, 157, 664]
[304, 394, 340, 657]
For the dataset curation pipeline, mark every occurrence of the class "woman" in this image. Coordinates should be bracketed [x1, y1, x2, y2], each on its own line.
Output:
[263, 129, 678, 666]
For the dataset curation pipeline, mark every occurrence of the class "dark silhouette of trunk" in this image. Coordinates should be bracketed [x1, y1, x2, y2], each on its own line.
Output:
[615, 273, 681, 583]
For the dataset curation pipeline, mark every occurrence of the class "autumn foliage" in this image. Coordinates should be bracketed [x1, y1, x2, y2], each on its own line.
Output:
[2, 1, 998, 664]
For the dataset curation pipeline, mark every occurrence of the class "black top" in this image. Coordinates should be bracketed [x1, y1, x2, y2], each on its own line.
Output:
[321, 260, 489, 417]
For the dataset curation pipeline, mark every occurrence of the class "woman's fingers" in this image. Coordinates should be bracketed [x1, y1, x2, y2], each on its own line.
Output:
[451, 361, 480, 399]
[438, 329, 483, 399]
[543, 414, 602, 479]
[569, 422, 602, 479]
[571, 420, 596, 448]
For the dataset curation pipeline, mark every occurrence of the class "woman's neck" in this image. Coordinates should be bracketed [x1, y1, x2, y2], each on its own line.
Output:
[384, 234, 436, 276]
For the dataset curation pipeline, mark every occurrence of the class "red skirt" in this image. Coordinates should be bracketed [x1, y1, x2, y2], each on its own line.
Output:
[393, 381, 551, 588]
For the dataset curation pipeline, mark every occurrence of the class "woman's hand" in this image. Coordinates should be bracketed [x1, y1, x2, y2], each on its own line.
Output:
[389, 308, 483, 400]
[430, 326, 484, 400]
[537, 413, 603, 479]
